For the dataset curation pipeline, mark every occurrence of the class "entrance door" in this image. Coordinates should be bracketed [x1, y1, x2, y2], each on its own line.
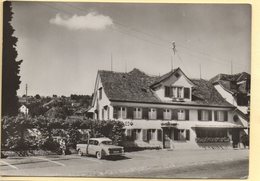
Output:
[163, 128, 171, 149]
[231, 129, 240, 148]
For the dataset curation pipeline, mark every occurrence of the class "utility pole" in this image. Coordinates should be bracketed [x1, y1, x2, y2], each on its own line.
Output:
[111, 53, 113, 72]
[25, 84, 28, 104]
[125, 59, 127, 73]
[171, 41, 176, 70]
[199, 64, 202, 79]
[231, 60, 233, 75]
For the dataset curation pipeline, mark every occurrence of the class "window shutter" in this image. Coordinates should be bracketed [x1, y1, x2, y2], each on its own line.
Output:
[142, 108, 149, 120]
[157, 129, 162, 141]
[224, 111, 228, 121]
[127, 107, 134, 119]
[132, 129, 136, 140]
[169, 87, 173, 97]
[142, 129, 148, 141]
[186, 130, 190, 140]
[113, 107, 118, 119]
[208, 110, 212, 121]
[172, 109, 178, 120]
[198, 110, 201, 120]
[165, 86, 170, 97]
[185, 110, 190, 120]
[184, 88, 190, 99]
[147, 130, 151, 141]
[214, 111, 218, 121]
[157, 108, 164, 120]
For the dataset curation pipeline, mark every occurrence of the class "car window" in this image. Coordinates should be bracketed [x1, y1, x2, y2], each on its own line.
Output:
[101, 141, 113, 145]
[93, 140, 99, 145]
[89, 140, 94, 145]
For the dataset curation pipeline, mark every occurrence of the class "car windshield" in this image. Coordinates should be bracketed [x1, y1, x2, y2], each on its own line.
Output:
[101, 141, 113, 145]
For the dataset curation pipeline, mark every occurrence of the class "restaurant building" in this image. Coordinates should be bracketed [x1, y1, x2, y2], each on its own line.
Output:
[88, 68, 248, 149]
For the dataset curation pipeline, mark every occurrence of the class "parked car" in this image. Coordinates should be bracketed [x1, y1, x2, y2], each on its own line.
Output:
[76, 137, 124, 159]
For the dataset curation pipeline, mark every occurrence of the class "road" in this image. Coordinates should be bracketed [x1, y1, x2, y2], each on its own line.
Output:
[0, 149, 249, 178]
[118, 159, 249, 178]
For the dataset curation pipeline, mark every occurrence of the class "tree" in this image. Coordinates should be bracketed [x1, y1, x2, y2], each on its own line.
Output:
[2, 1, 22, 116]
[35, 94, 41, 99]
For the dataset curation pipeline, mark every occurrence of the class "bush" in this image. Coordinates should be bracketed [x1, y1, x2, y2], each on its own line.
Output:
[40, 138, 60, 153]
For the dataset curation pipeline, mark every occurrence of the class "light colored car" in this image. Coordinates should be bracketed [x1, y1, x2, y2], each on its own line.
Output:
[76, 137, 124, 159]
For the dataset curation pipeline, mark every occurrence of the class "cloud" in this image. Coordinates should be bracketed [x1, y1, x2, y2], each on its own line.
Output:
[49, 12, 113, 31]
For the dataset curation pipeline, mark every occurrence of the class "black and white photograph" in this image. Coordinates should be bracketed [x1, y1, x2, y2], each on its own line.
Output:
[1, 1, 251, 178]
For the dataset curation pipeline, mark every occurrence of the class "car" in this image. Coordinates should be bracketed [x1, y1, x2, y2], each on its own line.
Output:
[76, 137, 124, 159]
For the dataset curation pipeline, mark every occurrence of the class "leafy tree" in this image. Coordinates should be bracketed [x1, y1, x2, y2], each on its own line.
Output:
[2, 1, 23, 116]
[35, 94, 41, 99]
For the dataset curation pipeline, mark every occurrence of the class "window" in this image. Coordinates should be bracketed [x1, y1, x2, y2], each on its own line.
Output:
[99, 88, 102, 100]
[177, 110, 185, 120]
[135, 129, 142, 140]
[89, 140, 94, 145]
[214, 110, 228, 122]
[174, 129, 186, 141]
[117, 107, 127, 119]
[198, 110, 212, 121]
[134, 108, 142, 119]
[102, 109, 104, 120]
[196, 128, 228, 138]
[165, 86, 171, 97]
[186, 130, 190, 141]
[184, 87, 190, 99]
[149, 108, 157, 119]
[163, 109, 171, 120]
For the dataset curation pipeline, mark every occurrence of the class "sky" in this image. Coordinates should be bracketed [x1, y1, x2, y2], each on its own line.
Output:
[11, 2, 251, 96]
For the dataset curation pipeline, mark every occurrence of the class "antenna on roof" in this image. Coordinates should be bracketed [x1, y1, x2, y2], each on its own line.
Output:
[25, 84, 28, 104]
[111, 53, 113, 71]
[199, 64, 202, 79]
[171, 41, 176, 71]
[230, 60, 233, 75]
[125, 59, 127, 73]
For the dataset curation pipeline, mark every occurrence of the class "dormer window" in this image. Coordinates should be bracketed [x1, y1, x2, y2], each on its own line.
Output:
[99, 88, 102, 100]
[164, 86, 190, 100]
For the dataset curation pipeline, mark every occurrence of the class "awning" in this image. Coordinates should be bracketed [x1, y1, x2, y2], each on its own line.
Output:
[192, 121, 247, 129]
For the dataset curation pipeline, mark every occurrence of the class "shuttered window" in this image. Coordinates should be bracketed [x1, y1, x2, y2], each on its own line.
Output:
[157, 129, 162, 141]
[184, 87, 190, 99]
[127, 107, 134, 119]
[113, 107, 119, 119]
[185, 110, 190, 120]
[165, 86, 171, 97]
[134, 108, 142, 119]
[148, 108, 157, 119]
[214, 110, 228, 122]
[157, 108, 164, 120]
[163, 109, 171, 120]
[186, 130, 190, 141]
[142, 108, 149, 120]
[198, 110, 212, 121]
[142, 129, 148, 141]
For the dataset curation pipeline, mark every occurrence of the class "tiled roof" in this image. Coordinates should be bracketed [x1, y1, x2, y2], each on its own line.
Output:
[99, 68, 233, 107]
[210, 72, 250, 94]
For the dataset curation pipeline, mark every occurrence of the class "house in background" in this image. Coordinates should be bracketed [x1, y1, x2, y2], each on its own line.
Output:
[210, 72, 250, 134]
[19, 104, 29, 115]
[88, 67, 248, 150]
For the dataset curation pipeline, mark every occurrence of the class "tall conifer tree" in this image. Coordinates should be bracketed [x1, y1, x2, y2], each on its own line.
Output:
[2, 1, 22, 116]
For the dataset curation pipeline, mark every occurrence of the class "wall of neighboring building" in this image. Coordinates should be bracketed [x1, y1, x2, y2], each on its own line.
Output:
[214, 84, 237, 106]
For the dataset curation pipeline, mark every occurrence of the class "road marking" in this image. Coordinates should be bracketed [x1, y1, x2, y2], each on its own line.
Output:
[31, 157, 65, 167]
[0, 160, 19, 170]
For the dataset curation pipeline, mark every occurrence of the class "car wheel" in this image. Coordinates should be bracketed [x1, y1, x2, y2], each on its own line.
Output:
[78, 149, 83, 156]
[96, 151, 103, 160]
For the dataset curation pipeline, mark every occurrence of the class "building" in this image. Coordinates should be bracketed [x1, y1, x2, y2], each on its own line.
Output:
[210, 72, 250, 134]
[89, 68, 248, 149]
[19, 104, 29, 115]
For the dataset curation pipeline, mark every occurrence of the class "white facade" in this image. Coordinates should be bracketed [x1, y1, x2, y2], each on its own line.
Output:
[90, 69, 247, 149]
[19, 105, 29, 115]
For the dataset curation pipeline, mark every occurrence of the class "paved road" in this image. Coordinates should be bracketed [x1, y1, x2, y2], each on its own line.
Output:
[118, 159, 249, 178]
[0, 149, 249, 178]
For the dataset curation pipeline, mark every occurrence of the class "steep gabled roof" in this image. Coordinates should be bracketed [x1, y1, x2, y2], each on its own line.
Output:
[151, 67, 195, 87]
[98, 68, 233, 107]
[99, 69, 160, 103]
